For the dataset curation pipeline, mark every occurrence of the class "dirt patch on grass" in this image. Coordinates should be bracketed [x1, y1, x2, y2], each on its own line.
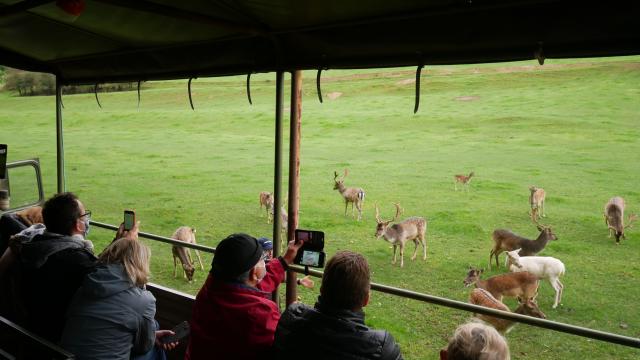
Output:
[396, 78, 416, 85]
[455, 96, 479, 101]
[326, 92, 343, 100]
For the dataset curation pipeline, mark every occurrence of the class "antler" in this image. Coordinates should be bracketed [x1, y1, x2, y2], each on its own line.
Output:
[334, 171, 339, 181]
[392, 203, 403, 222]
[375, 203, 381, 223]
[625, 214, 638, 229]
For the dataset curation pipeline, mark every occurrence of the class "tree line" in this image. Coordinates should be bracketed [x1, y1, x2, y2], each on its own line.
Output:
[2, 68, 136, 96]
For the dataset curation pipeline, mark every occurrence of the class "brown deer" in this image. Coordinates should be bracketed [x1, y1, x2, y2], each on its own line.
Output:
[489, 221, 557, 269]
[529, 186, 546, 220]
[454, 171, 474, 191]
[259, 191, 274, 223]
[464, 267, 539, 302]
[375, 203, 427, 267]
[469, 288, 546, 334]
[172, 226, 204, 282]
[333, 169, 365, 221]
[604, 196, 637, 244]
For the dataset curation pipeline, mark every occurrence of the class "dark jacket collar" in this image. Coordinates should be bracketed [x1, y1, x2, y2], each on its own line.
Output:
[314, 296, 365, 325]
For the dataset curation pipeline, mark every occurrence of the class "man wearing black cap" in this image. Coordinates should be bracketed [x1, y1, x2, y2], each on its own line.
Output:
[185, 233, 303, 360]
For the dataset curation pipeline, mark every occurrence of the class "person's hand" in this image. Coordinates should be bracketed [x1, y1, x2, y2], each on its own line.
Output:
[155, 330, 178, 351]
[282, 239, 305, 265]
[114, 221, 140, 241]
[298, 275, 314, 289]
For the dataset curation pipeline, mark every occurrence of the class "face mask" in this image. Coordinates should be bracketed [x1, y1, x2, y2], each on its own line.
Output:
[82, 217, 90, 238]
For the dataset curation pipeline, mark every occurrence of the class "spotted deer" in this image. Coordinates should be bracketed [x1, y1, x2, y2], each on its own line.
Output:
[469, 288, 546, 334]
[604, 196, 637, 244]
[259, 191, 274, 223]
[333, 169, 365, 221]
[529, 186, 546, 221]
[454, 171, 474, 191]
[172, 226, 204, 282]
[375, 203, 427, 267]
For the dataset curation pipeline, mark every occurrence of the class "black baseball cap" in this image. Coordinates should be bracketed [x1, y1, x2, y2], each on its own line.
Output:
[211, 233, 263, 279]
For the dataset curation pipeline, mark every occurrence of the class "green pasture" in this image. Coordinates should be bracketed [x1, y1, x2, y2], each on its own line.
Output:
[1, 57, 639, 359]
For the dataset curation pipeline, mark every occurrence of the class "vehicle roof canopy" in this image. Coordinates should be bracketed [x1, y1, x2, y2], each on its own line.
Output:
[1, 1, 639, 84]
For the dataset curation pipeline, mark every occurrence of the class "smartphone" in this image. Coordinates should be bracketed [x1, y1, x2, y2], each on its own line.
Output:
[123, 210, 135, 231]
[293, 229, 326, 268]
[161, 320, 190, 344]
[0, 144, 7, 180]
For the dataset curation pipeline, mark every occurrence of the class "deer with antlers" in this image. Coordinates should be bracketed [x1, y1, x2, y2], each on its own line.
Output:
[259, 191, 275, 223]
[454, 171, 475, 191]
[604, 196, 637, 244]
[333, 169, 366, 221]
[489, 218, 557, 269]
[375, 203, 427, 267]
[529, 186, 546, 221]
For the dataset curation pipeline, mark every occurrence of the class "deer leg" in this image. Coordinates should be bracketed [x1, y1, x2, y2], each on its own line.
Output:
[344, 201, 348, 216]
[541, 200, 546, 217]
[556, 278, 564, 306]
[421, 235, 427, 260]
[392, 245, 397, 265]
[186, 249, 194, 266]
[356, 201, 362, 221]
[195, 250, 205, 270]
[410, 239, 419, 261]
[549, 277, 561, 308]
[489, 249, 495, 269]
[173, 255, 178, 278]
[399, 244, 405, 268]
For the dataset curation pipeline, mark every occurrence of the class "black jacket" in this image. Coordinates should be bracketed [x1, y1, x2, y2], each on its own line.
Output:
[274, 299, 403, 360]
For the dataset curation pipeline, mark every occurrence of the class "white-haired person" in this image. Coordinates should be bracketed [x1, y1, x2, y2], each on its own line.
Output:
[440, 322, 510, 360]
[61, 222, 178, 360]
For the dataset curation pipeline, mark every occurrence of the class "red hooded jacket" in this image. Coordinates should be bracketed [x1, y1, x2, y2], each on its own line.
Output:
[185, 258, 286, 360]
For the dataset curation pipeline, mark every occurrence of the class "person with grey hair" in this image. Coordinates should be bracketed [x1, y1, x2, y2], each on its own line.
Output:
[441, 322, 510, 360]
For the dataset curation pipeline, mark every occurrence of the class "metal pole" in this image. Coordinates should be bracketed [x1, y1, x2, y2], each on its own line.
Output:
[272, 71, 285, 304]
[285, 70, 302, 306]
[55, 78, 65, 193]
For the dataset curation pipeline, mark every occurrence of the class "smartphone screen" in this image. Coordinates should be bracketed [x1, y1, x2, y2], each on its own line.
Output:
[124, 210, 135, 231]
[301, 250, 321, 267]
[0, 144, 7, 180]
[294, 229, 326, 268]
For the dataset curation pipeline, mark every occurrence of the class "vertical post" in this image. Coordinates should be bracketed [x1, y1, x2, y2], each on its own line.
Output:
[55, 78, 65, 193]
[285, 70, 302, 306]
[272, 71, 285, 303]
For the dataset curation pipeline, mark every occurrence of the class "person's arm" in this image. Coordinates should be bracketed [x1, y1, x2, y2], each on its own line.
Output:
[381, 331, 404, 360]
[131, 293, 157, 355]
[257, 239, 304, 292]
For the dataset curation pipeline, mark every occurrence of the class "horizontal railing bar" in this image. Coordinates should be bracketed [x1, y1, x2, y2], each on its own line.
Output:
[90, 220, 216, 253]
[0, 315, 75, 359]
[90, 221, 640, 349]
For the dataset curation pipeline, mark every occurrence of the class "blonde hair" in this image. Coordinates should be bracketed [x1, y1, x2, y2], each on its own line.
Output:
[447, 322, 510, 360]
[98, 237, 150, 287]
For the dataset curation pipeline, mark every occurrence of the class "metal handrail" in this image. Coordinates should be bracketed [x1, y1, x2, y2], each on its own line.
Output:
[0, 315, 75, 359]
[91, 220, 640, 349]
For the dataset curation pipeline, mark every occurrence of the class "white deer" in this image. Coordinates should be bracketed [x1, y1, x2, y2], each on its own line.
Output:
[172, 226, 204, 282]
[506, 249, 565, 308]
[333, 169, 365, 221]
[375, 203, 427, 267]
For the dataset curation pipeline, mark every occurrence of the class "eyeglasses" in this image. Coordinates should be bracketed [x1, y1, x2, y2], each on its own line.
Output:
[79, 210, 92, 220]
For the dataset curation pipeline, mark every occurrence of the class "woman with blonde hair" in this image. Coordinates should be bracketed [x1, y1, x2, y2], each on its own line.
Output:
[61, 222, 177, 360]
[441, 322, 510, 360]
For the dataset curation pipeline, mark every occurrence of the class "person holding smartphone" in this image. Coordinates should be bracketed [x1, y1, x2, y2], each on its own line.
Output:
[186, 233, 303, 360]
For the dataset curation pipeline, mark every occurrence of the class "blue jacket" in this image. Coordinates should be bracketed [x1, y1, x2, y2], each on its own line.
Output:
[60, 263, 156, 360]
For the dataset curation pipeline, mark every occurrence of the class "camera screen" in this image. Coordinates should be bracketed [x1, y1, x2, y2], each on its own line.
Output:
[300, 250, 320, 267]
[124, 212, 135, 230]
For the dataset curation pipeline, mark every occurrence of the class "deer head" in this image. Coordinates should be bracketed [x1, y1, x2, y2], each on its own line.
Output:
[333, 169, 348, 190]
[182, 263, 195, 282]
[463, 266, 484, 287]
[506, 249, 523, 269]
[532, 218, 557, 239]
[516, 297, 546, 319]
[375, 203, 402, 238]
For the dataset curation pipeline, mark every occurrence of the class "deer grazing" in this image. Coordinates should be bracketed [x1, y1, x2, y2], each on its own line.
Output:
[489, 221, 557, 269]
[529, 186, 546, 220]
[463, 267, 539, 302]
[454, 171, 474, 191]
[259, 191, 274, 223]
[333, 169, 365, 221]
[604, 196, 637, 244]
[506, 249, 565, 308]
[172, 226, 204, 282]
[375, 203, 427, 267]
[469, 288, 546, 334]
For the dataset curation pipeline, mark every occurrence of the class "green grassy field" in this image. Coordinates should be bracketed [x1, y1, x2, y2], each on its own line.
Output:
[1, 57, 639, 359]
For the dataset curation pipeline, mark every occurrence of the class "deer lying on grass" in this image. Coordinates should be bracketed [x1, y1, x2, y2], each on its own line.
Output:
[375, 203, 427, 267]
[469, 288, 546, 334]
[259, 191, 274, 223]
[333, 169, 365, 221]
[529, 186, 546, 220]
[463, 267, 539, 302]
[489, 221, 557, 269]
[507, 249, 565, 309]
[172, 226, 204, 282]
[604, 196, 637, 244]
[454, 171, 474, 191]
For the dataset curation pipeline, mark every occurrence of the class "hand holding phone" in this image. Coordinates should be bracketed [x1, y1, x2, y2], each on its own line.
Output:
[293, 229, 326, 268]
[160, 321, 190, 344]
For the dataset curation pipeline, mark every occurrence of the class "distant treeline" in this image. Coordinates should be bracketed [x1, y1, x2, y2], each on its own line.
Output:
[2, 68, 137, 96]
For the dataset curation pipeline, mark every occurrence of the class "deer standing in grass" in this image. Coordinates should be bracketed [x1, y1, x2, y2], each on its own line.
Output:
[375, 203, 427, 267]
[259, 191, 274, 223]
[529, 186, 546, 221]
[464, 267, 540, 302]
[506, 249, 565, 308]
[604, 196, 637, 244]
[469, 288, 546, 334]
[489, 220, 557, 269]
[454, 171, 474, 191]
[333, 169, 365, 221]
[172, 226, 204, 282]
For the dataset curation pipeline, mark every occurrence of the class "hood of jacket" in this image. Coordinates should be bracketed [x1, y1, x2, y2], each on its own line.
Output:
[80, 263, 136, 299]
[19, 230, 93, 269]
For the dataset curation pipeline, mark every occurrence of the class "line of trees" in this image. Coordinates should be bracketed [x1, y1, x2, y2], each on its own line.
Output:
[2, 68, 136, 96]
